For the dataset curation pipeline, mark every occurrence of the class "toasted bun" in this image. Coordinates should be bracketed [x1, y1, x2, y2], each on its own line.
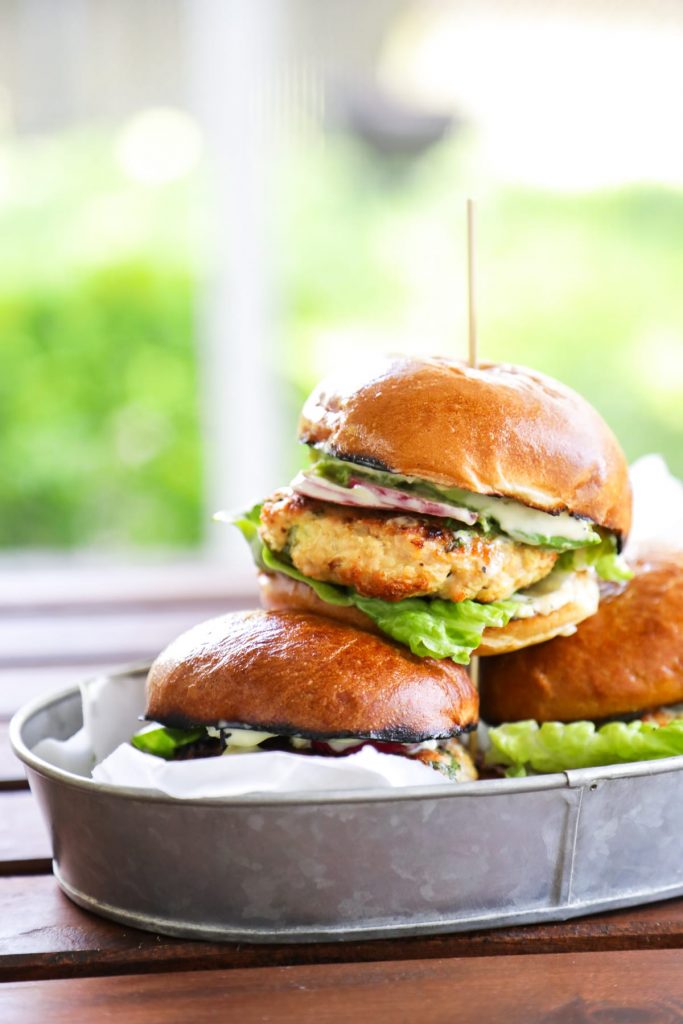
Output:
[258, 570, 600, 658]
[258, 572, 382, 633]
[299, 356, 631, 541]
[479, 549, 683, 723]
[146, 609, 478, 741]
[475, 570, 600, 654]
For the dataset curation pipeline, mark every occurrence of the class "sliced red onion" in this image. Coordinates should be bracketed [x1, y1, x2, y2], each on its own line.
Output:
[291, 471, 478, 526]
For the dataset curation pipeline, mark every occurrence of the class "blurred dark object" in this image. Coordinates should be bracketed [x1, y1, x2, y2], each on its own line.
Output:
[331, 79, 457, 155]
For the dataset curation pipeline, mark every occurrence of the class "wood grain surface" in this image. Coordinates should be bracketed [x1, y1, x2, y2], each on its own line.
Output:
[0, 793, 50, 873]
[1, 873, 683, 983]
[0, 562, 257, 612]
[0, 609, 236, 666]
[0, 725, 26, 790]
[0, 664, 117, 719]
[1, 950, 682, 1023]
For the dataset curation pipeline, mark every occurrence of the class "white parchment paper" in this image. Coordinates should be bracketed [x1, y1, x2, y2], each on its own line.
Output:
[625, 454, 683, 556]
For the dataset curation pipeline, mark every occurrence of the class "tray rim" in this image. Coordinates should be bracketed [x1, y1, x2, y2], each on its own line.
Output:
[12, 666, 683, 808]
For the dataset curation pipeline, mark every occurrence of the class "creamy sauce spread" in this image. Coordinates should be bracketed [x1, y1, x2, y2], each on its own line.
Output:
[206, 727, 441, 755]
[206, 726, 276, 752]
[296, 467, 596, 546]
[510, 570, 598, 620]
[463, 492, 594, 544]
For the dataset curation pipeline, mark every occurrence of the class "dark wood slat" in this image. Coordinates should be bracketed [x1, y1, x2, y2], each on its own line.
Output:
[0, 604, 248, 668]
[0, 604, 250, 714]
[4, 874, 683, 982]
[0, 724, 27, 790]
[2, 950, 683, 1022]
[0, 793, 50, 874]
[0, 664, 120, 719]
[0, 561, 258, 613]
[0, 662, 140, 722]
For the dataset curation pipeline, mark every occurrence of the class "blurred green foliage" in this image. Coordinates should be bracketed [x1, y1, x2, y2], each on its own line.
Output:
[0, 131, 201, 548]
[0, 263, 201, 547]
[1, 128, 681, 550]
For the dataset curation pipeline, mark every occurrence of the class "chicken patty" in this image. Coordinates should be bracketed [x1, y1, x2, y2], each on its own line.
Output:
[259, 491, 558, 603]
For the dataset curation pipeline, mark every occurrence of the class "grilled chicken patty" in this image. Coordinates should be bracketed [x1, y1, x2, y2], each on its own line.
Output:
[260, 491, 558, 603]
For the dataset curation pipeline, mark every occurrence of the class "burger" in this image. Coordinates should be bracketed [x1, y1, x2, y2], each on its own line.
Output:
[480, 548, 683, 774]
[131, 609, 479, 782]
[222, 356, 632, 664]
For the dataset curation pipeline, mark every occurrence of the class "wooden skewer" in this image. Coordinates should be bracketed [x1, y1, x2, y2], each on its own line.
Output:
[466, 197, 478, 371]
[468, 656, 480, 761]
[466, 197, 480, 760]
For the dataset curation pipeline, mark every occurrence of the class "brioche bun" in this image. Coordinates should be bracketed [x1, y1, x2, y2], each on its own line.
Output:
[146, 609, 478, 741]
[479, 549, 683, 723]
[258, 570, 600, 659]
[300, 356, 631, 541]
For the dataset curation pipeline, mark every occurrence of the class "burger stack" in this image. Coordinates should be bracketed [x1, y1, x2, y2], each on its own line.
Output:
[134, 354, 672, 784]
[249, 356, 631, 658]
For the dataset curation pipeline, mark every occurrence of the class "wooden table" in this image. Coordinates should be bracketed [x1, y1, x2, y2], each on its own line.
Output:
[3, 563, 683, 1021]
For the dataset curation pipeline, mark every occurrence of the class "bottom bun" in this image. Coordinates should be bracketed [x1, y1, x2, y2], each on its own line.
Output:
[474, 571, 599, 655]
[257, 571, 600, 658]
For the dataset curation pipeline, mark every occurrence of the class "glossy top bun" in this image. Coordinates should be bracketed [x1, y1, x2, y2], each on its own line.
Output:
[479, 548, 683, 723]
[299, 356, 631, 540]
[258, 570, 599, 659]
[146, 609, 478, 741]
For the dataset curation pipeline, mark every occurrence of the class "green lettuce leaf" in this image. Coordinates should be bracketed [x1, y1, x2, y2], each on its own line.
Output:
[310, 452, 600, 551]
[132, 726, 205, 760]
[230, 503, 516, 664]
[351, 594, 518, 663]
[259, 542, 355, 606]
[487, 719, 683, 775]
[557, 532, 632, 582]
[221, 504, 264, 563]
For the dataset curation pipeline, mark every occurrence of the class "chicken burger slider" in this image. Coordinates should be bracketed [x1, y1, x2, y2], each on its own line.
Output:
[224, 356, 632, 665]
[481, 548, 683, 774]
[132, 609, 479, 782]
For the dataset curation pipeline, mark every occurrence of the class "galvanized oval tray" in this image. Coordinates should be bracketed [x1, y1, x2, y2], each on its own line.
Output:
[10, 668, 683, 943]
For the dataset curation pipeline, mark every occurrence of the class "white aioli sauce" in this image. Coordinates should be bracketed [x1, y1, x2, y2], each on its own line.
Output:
[510, 570, 598, 620]
[206, 727, 441, 754]
[295, 468, 596, 545]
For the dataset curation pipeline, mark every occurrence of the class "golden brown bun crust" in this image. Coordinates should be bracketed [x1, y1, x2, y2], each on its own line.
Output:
[299, 356, 631, 540]
[146, 609, 478, 740]
[479, 549, 683, 723]
[258, 571, 599, 659]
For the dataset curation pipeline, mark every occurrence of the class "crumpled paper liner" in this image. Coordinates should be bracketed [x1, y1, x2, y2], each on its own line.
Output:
[625, 454, 683, 557]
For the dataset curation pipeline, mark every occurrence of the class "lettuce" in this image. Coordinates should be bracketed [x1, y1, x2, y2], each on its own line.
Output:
[132, 726, 205, 759]
[261, 543, 356, 607]
[557, 532, 632, 582]
[487, 719, 683, 775]
[228, 504, 516, 664]
[351, 593, 518, 663]
[227, 504, 264, 564]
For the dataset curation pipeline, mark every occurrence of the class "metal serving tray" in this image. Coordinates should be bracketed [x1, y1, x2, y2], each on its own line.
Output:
[11, 668, 683, 944]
